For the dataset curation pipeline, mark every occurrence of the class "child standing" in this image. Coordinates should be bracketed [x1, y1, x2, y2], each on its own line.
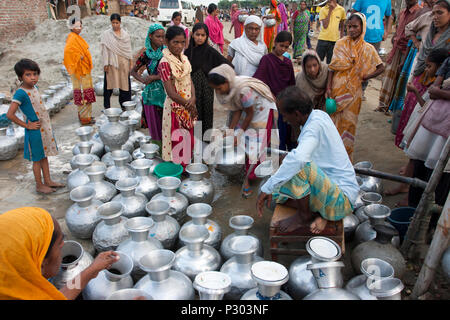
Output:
[185, 22, 232, 139]
[168, 12, 190, 49]
[7, 59, 64, 194]
[158, 26, 197, 167]
[253, 31, 296, 151]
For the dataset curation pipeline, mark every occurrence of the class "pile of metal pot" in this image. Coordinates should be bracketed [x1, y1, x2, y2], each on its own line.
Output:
[57, 110, 410, 300]
[0, 66, 73, 161]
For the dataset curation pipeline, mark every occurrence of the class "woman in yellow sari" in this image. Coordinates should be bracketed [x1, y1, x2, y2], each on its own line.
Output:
[263, 0, 282, 53]
[326, 13, 385, 160]
[63, 19, 96, 125]
[0, 207, 119, 300]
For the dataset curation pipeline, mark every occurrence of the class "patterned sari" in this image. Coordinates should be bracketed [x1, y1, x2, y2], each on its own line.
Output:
[292, 9, 310, 59]
[328, 13, 382, 161]
[63, 31, 96, 125]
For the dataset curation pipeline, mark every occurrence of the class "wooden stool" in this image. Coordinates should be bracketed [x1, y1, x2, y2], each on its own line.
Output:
[269, 204, 345, 262]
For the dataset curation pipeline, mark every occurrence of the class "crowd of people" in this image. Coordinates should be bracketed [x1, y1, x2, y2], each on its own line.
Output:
[1, 0, 449, 300]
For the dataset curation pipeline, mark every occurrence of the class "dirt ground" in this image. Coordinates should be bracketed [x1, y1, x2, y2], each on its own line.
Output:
[0, 20, 448, 300]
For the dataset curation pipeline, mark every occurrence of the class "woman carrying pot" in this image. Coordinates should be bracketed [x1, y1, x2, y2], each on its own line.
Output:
[101, 13, 133, 110]
[326, 13, 385, 161]
[0, 207, 119, 300]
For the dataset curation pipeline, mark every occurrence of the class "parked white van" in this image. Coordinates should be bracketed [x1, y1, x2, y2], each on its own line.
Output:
[157, 0, 196, 26]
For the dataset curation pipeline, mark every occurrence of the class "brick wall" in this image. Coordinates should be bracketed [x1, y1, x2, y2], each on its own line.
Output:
[0, 0, 49, 42]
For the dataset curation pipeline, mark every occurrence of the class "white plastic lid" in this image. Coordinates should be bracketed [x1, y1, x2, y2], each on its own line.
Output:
[195, 272, 231, 290]
[309, 238, 339, 259]
[251, 261, 288, 282]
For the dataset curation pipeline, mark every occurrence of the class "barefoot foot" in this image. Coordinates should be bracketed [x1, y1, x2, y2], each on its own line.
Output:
[276, 213, 307, 233]
[37, 185, 56, 194]
[45, 181, 65, 188]
[310, 216, 328, 234]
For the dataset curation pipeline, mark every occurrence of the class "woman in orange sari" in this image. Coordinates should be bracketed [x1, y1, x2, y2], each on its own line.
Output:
[326, 13, 385, 161]
[63, 19, 96, 125]
[0, 207, 119, 300]
[262, 0, 282, 53]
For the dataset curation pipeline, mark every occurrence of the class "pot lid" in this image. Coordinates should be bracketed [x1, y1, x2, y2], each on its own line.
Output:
[194, 271, 231, 291]
[251, 261, 288, 283]
[364, 204, 391, 220]
[229, 235, 258, 256]
[306, 237, 342, 261]
[368, 278, 404, 297]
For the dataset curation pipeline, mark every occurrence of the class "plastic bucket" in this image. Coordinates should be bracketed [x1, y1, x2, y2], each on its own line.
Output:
[387, 207, 415, 243]
[154, 162, 183, 179]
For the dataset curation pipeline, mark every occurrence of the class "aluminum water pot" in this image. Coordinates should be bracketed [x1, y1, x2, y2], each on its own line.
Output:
[84, 164, 117, 203]
[122, 100, 141, 124]
[111, 177, 147, 218]
[140, 143, 163, 173]
[67, 154, 95, 192]
[43, 89, 57, 115]
[0, 127, 18, 160]
[368, 277, 405, 300]
[83, 252, 134, 300]
[93, 202, 129, 252]
[99, 108, 130, 151]
[51, 240, 94, 289]
[345, 258, 394, 300]
[72, 126, 105, 158]
[220, 215, 263, 261]
[70, 141, 100, 170]
[306, 236, 343, 263]
[116, 217, 163, 281]
[241, 261, 292, 300]
[194, 271, 231, 300]
[66, 185, 102, 239]
[145, 200, 180, 250]
[151, 176, 189, 222]
[132, 136, 152, 160]
[101, 147, 132, 167]
[107, 288, 153, 300]
[213, 136, 246, 176]
[343, 214, 360, 241]
[130, 159, 159, 200]
[352, 224, 406, 279]
[284, 255, 318, 300]
[180, 203, 222, 250]
[354, 161, 383, 194]
[355, 204, 391, 244]
[134, 249, 195, 300]
[303, 261, 360, 300]
[220, 235, 264, 300]
[123, 119, 145, 150]
[179, 163, 215, 204]
[94, 80, 104, 96]
[355, 192, 382, 223]
[10, 124, 24, 149]
[174, 224, 222, 281]
[105, 150, 135, 183]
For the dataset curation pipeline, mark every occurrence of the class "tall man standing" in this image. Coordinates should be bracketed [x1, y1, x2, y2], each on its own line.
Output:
[376, 0, 420, 112]
[316, 0, 346, 64]
[352, 0, 393, 100]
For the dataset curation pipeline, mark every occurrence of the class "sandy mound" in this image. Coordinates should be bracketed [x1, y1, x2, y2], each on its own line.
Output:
[0, 15, 153, 95]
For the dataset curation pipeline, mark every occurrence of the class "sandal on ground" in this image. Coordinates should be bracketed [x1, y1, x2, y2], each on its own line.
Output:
[242, 187, 253, 199]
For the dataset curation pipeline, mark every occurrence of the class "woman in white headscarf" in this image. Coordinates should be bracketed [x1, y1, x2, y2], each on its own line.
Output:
[227, 15, 267, 76]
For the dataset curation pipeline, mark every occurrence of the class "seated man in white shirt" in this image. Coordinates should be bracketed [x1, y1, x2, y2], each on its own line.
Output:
[257, 86, 360, 234]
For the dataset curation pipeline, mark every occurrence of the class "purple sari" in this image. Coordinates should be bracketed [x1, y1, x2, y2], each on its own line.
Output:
[253, 53, 296, 150]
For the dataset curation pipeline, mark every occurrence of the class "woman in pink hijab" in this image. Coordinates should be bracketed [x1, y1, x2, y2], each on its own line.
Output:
[277, 1, 289, 33]
[204, 3, 224, 53]
[229, 3, 243, 39]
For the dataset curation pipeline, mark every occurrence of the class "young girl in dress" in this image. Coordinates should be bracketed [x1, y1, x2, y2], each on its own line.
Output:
[185, 22, 232, 139]
[7, 59, 64, 194]
[158, 26, 197, 167]
[169, 12, 190, 49]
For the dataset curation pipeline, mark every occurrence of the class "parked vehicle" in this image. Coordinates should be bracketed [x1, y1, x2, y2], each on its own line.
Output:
[157, 0, 195, 26]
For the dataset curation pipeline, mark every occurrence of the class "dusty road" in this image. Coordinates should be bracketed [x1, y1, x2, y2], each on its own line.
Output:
[0, 21, 448, 299]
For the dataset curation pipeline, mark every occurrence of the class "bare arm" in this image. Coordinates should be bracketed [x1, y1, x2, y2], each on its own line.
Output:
[59, 251, 119, 300]
[240, 106, 254, 132]
[363, 63, 385, 81]
[229, 110, 243, 129]
[326, 70, 334, 98]
[321, 7, 334, 29]
[7, 102, 39, 130]
[383, 15, 393, 40]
